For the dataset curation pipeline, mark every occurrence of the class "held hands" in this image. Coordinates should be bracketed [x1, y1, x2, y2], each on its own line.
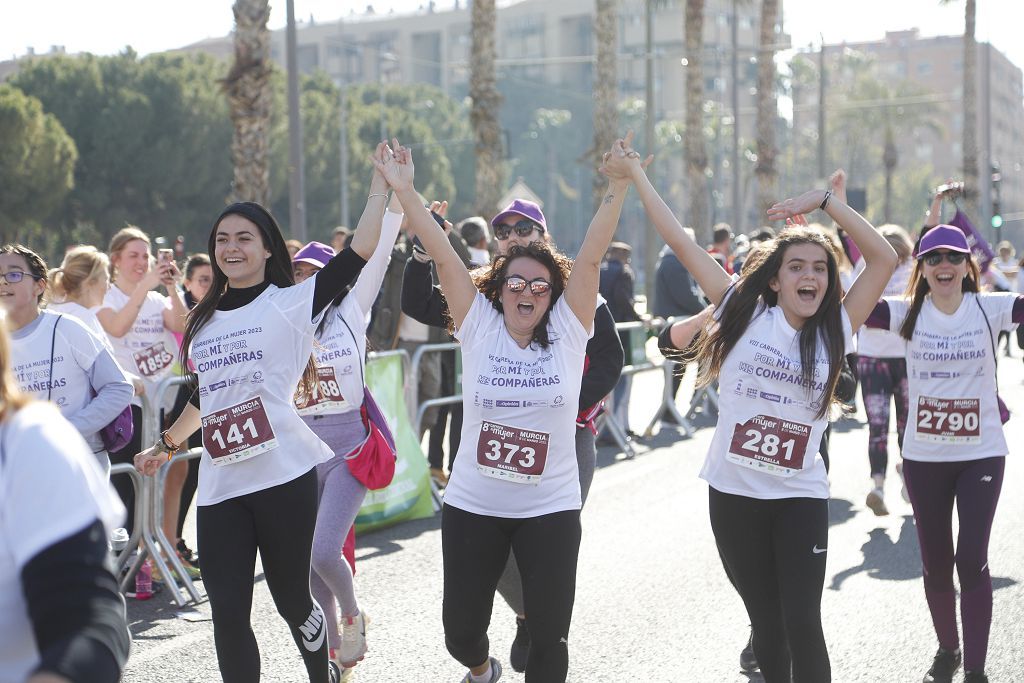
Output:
[134, 446, 164, 477]
[829, 168, 848, 205]
[429, 200, 453, 235]
[766, 189, 831, 222]
[369, 141, 391, 194]
[371, 138, 415, 193]
[599, 130, 653, 181]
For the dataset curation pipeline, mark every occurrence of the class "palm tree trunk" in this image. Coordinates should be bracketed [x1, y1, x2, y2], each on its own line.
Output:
[962, 0, 978, 217]
[470, 0, 505, 220]
[592, 0, 619, 212]
[755, 0, 779, 216]
[684, 0, 709, 243]
[883, 125, 898, 223]
[223, 0, 272, 205]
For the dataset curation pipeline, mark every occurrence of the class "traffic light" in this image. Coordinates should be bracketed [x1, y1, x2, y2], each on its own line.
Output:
[991, 163, 1003, 231]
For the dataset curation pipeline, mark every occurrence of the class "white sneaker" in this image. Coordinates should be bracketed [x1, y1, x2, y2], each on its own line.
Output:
[459, 656, 502, 683]
[866, 487, 889, 516]
[895, 462, 910, 503]
[338, 611, 369, 667]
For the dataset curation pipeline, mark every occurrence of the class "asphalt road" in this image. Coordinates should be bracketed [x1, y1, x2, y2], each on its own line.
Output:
[121, 357, 1024, 682]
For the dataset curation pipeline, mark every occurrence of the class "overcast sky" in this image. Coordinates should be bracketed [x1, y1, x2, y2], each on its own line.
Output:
[4, 1, 1022, 75]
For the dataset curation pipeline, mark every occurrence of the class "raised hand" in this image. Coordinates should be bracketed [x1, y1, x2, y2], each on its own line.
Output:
[369, 141, 390, 193]
[600, 130, 653, 181]
[829, 168, 848, 205]
[371, 138, 415, 192]
[766, 189, 830, 222]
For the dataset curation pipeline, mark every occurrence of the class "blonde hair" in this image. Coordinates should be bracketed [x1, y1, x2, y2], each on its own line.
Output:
[108, 226, 151, 279]
[0, 316, 31, 422]
[878, 224, 914, 263]
[49, 246, 109, 302]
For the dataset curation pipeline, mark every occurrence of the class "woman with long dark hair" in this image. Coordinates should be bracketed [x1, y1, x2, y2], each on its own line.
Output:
[864, 224, 1022, 683]
[605, 145, 896, 682]
[133, 144, 388, 683]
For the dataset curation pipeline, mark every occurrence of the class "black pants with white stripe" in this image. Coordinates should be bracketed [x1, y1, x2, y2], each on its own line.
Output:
[198, 467, 331, 683]
[710, 487, 831, 683]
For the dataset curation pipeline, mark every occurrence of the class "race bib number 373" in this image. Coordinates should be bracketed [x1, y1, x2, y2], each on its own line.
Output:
[476, 420, 549, 484]
[202, 396, 278, 467]
[915, 396, 980, 444]
[727, 414, 811, 477]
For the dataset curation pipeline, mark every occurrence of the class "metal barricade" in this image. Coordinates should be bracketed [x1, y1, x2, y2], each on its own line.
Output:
[639, 317, 695, 439]
[108, 462, 145, 576]
[407, 341, 461, 432]
[125, 376, 204, 607]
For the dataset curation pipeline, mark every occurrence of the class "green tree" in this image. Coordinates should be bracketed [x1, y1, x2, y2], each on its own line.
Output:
[0, 84, 77, 244]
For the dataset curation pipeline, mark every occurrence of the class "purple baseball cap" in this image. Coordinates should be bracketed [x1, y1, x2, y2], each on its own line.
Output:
[293, 241, 335, 269]
[491, 199, 547, 232]
[917, 224, 971, 257]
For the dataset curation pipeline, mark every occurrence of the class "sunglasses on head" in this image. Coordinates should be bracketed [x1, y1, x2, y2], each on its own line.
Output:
[494, 219, 543, 241]
[922, 251, 967, 266]
[0, 271, 40, 285]
[504, 275, 552, 296]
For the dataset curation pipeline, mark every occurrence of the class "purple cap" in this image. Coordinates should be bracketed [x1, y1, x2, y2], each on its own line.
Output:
[293, 241, 335, 269]
[491, 199, 547, 232]
[917, 224, 971, 257]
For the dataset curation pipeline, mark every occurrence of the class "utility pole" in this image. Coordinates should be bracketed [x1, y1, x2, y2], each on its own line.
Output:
[285, 0, 307, 240]
[730, 0, 741, 232]
[644, 0, 658, 302]
[817, 35, 826, 180]
[339, 81, 349, 228]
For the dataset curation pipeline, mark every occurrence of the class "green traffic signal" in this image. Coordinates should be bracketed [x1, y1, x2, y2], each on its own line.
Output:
[992, 214, 1004, 229]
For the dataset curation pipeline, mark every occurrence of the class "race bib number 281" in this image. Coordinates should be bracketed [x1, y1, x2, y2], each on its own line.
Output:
[202, 396, 278, 467]
[727, 414, 811, 477]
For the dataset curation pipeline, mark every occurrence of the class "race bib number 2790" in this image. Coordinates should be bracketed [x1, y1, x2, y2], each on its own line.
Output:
[915, 396, 980, 444]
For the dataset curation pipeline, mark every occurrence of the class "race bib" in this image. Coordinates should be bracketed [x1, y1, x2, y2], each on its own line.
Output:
[915, 396, 980, 444]
[295, 367, 350, 415]
[476, 420, 549, 484]
[727, 414, 812, 477]
[132, 342, 173, 377]
[202, 396, 279, 467]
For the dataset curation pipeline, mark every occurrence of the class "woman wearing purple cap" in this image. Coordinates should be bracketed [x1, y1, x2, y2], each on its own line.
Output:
[864, 224, 1024, 683]
[288, 181, 403, 674]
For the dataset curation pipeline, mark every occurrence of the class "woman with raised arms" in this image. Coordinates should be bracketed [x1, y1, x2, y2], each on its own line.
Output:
[604, 144, 896, 682]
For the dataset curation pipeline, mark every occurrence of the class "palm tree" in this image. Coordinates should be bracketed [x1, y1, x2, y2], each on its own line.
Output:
[684, 0, 710, 243]
[223, 0, 272, 205]
[470, 0, 504, 219]
[754, 0, 779, 215]
[592, 0, 619, 211]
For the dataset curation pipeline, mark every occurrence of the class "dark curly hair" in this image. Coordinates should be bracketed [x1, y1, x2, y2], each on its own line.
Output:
[468, 241, 573, 349]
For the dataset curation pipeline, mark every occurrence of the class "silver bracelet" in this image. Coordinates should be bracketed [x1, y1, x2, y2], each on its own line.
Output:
[368, 192, 389, 200]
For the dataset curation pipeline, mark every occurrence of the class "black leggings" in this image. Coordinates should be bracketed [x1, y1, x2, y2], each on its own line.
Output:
[710, 487, 830, 683]
[197, 468, 331, 683]
[442, 504, 581, 683]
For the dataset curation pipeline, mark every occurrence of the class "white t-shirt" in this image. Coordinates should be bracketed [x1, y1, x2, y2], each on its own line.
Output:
[0, 403, 124, 683]
[700, 295, 853, 500]
[47, 301, 111, 350]
[191, 275, 335, 505]
[8, 311, 116, 451]
[101, 286, 178, 408]
[857, 259, 912, 358]
[887, 292, 1017, 462]
[444, 293, 592, 518]
[298, 210, 402, 418]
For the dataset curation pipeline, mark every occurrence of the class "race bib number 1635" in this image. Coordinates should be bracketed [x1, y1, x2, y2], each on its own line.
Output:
[727, 414, 811, 477]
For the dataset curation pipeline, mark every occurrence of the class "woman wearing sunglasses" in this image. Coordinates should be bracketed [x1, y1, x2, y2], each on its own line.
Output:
[401, 198, 624, 672]
[863, 225, 1023, 683]
[376, 135, 635, 683]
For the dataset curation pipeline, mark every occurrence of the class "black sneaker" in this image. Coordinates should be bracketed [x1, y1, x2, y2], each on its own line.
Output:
[509, 617, 530, 673]
[923, 647, 962, 683]
[963, 672, 988, 683]
[329, 660, 341, 683]
[739, 628, 758, 672]
[177, 539, 200, 569]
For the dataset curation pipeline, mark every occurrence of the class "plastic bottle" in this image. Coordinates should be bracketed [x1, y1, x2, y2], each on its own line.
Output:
[135, 559, 153, 601]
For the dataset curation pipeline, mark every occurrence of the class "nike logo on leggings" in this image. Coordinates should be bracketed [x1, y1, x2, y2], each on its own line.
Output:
[812, 545, 827, 554]
[299, 602, 326, 652]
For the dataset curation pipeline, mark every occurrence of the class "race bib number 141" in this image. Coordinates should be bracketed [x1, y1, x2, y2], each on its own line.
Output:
[202, 396, 278, 467]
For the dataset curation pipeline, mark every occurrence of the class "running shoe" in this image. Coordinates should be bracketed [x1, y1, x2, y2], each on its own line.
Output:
[866, 487, 889, 516]
[896, 462, 910, 503]
[176, 539, 200, 569]
[739, 628, 758, 672]
[509, 616, 530, 672]
[963, 671, 989, 683]
[338, 611, 369, 667]
[922, 647, 961, 683]
[329, 660, 342, 683]
[459, 656, 502, 683]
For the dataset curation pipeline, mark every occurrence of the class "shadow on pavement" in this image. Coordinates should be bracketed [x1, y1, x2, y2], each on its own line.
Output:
[829, 515, 922, 591]
[358, 510, 442, 561]
[828, 498, 855, 527]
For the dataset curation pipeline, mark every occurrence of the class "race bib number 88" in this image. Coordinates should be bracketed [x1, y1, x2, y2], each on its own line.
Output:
[727, 414, 811, 477]
[295, 366, 349, 415]
[202, 396, 279, 467]
[915, 396, 980, 444]
[476, 420, 549, 484]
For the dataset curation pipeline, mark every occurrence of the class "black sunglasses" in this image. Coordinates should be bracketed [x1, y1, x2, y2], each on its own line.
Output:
[494, 219, 543, 241]
[504, 275, 552, 296]
[922, 251, 967, 266]
[0, 271, 41, 285]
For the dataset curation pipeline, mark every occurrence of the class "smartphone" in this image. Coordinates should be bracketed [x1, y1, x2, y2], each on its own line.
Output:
[430, 210, 446, 229]
[158, 248, 174, 264]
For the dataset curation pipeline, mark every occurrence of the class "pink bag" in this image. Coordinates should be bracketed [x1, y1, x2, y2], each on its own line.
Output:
[344, 387, 397, 491]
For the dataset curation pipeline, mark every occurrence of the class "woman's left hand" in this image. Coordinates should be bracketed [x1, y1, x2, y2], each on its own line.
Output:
[372, 138, 415, 193]
[600, 130, 653, 181]
[134, 446, 164, 477]
[766, 189, 830, 222]
[159, 260, 182, 288]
